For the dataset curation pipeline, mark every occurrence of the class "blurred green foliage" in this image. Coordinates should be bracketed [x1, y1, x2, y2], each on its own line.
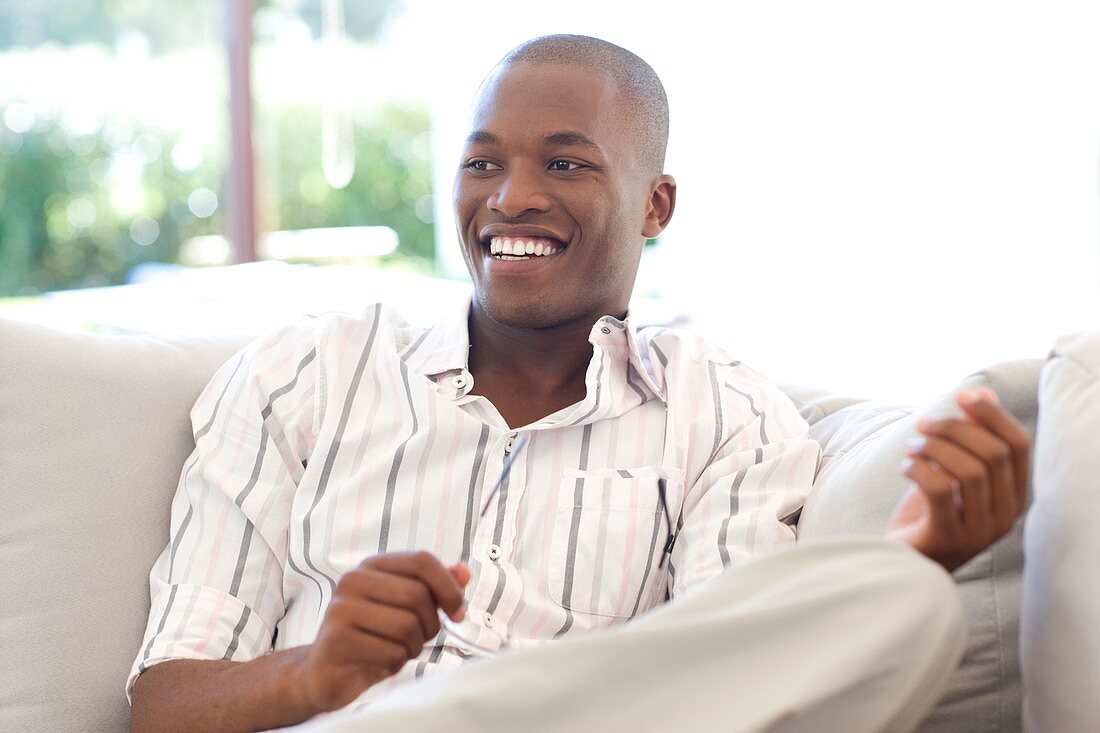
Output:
[0, 119, 221, 294]
[0, 100, 433, 296]
[0, 0, 402, 52]
[259, 101, 434, 263]
[0, 0, 430, 298]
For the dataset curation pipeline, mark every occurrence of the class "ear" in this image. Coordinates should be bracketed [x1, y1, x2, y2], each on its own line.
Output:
[642, 175, 677, 238]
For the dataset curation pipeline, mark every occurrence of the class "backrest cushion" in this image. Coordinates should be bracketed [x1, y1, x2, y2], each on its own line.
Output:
[1022, 331, 1100, 732]
[781, 358, 1042, 733]
[0, 318, 256, 733]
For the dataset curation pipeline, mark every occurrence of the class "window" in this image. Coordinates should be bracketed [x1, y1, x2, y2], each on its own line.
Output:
[3, 1, 1097, 401]
[0, 0, 227, 295]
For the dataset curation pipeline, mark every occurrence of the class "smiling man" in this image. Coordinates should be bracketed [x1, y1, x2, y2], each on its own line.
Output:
[127, 35, 1031, 733]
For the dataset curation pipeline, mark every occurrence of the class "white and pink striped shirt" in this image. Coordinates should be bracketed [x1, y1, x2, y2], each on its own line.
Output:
[126, 300, 820, 719]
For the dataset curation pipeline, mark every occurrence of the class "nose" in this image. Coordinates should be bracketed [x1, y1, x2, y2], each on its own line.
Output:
[487, 166, 551, 218]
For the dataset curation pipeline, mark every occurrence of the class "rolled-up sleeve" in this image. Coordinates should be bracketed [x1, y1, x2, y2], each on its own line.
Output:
[669, 368, 820, 599]
[126, 316, 322, 704]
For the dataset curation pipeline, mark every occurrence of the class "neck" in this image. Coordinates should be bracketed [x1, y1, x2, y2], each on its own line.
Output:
[467, 300, 624, 394]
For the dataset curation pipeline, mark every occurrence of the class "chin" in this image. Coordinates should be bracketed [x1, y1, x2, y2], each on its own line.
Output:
[477, 291, 578, 330]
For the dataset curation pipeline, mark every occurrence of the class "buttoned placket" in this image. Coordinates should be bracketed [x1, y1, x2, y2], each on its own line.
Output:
[428, 314, 645, 654]
[462, 429, 525, 653]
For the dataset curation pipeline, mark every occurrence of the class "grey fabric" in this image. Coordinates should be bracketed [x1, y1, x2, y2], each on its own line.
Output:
[785, 358, 1042, 733]
[0, 318, 254, 733]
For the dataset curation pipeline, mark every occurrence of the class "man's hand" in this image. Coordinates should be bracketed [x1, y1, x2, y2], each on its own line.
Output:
[290, 551, 471, 716]
[886, 387, 1031, 572]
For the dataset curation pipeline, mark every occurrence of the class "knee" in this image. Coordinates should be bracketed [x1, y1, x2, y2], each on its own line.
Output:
[849, 538, 967, 649]
[798, 537, 966, 639]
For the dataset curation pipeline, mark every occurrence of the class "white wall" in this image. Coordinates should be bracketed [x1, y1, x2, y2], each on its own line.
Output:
[386, 0, 1100, 403]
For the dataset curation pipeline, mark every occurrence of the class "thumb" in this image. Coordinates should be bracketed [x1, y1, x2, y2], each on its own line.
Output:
[448, 562, 472, 588]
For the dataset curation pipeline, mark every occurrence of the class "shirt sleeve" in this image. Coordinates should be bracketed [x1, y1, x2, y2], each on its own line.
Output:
[125, 316, 323, 705]
[668, 363, 821, 599]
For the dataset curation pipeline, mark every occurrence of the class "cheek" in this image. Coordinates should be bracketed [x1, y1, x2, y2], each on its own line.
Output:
[569, 188, 616, 233]
[588, 192, 635, 249]
[452, 179, 481, 224]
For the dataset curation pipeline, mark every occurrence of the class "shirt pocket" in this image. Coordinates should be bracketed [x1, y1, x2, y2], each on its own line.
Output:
[547, 466, 686, 620]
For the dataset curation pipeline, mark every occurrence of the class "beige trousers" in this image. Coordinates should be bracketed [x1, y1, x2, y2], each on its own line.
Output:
[283, 537, 966, 733]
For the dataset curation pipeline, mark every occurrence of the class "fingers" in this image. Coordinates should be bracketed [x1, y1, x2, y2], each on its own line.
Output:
[906, 431, 995, 542]
[449, 562, 472, 587]
[896, 389, 1030, 571]
[912, 413, 1019, 538]
[369, 551, 468, 622]
[323, 619, 411, 676]
[337, 567, 443, 642]
[305, 551, 469, 713]
[900, 455, 963, 536]
[329, 596, 428, 659]
[955, 388, 1032, 505]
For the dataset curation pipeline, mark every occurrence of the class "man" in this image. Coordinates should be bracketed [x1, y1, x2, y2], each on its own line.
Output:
[128, 35, 1030, 733]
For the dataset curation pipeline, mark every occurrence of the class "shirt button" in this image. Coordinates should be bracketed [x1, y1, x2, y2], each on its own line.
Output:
[483, 612, 494, 628]
[601, 326, 611, 334]
[504, 435, 516, 454]
[486, 544, 501, 561]
[452, 374, 467, 389]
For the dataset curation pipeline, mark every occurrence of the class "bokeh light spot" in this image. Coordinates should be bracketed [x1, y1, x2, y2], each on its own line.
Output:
[130, 216, 160, 246]
[66, 198, 97, 230]
[171, 140, 204, 172]
[4, 103, 35, 134]
[187, 187, 219, 218]
[415, 194, 433, 224]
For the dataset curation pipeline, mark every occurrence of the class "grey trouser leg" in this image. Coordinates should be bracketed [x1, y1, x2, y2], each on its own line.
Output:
[284, 537, 966, 733]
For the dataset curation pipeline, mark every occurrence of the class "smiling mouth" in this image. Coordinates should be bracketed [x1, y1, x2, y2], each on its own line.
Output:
[484, 236, 566, 261]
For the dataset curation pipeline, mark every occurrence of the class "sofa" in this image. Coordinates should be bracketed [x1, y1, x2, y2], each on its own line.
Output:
[1, 312, 1096, 733]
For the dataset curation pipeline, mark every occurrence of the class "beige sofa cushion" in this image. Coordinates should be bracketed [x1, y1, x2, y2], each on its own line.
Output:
[1022, 331, 1100, 732]
[0, 318, 254, 733]
[789, 358, 1041, 733]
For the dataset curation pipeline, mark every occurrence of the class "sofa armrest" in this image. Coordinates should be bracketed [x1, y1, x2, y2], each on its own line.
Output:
[1022, 330, 1100, 733]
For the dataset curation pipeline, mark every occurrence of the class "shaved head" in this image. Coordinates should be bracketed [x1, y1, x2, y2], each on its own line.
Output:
[493, 34, 670, 176]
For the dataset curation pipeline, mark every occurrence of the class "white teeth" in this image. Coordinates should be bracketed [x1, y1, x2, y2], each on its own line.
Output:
[486, 236, 565, 258]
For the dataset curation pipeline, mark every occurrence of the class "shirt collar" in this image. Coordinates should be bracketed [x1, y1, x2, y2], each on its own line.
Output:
[399, 300, 472, 377]
[400, 298, 666, 403]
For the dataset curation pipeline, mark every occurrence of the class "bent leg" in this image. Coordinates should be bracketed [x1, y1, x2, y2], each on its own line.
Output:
[285, 537, 966, 733]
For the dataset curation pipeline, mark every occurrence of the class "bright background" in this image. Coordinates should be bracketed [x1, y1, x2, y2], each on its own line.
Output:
[2, 0, 1098, 403]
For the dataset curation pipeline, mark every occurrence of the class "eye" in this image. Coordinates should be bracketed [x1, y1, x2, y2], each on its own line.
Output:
[548, 159, 584, 172]
[465, 159, 502, 172]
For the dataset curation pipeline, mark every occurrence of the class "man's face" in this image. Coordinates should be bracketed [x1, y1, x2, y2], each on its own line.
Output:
[453, 62, 654, 329]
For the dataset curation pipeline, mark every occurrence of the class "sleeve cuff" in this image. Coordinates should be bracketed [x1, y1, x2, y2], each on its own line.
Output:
[125, 583, 275, 705]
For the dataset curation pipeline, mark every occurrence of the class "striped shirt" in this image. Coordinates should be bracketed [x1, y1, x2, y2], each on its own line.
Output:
[126, 300, 820, 721]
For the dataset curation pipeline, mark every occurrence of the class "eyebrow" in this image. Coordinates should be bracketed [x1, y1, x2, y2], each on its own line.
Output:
[463, 130, 604, 152]
[465, 130, 500, 146]
[543, 131, 603, 152]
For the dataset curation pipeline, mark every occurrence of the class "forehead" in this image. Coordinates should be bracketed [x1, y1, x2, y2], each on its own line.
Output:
[468, 62, 626, 150]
